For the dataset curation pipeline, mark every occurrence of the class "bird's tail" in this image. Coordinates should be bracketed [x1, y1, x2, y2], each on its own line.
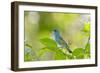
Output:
[67, 48, 72, 53]
[65, 45, 72, 53]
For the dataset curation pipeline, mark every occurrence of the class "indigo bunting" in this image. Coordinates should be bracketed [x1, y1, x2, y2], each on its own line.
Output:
[52, 29, 72, 53]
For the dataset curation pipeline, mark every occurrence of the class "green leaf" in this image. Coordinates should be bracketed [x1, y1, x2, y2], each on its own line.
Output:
[72, 48, 84, 59]
[66, 54, 74, 59]
[38, 47, 67, 60]
[54, 52, 66, 60]
[24, 53, 35, 61]
[84, 43, 90, 58]
[83, 22, 90, 32]
[85, 43, 90, 53]
[40, 38, 57, 48]
[53, 48, 66, 60]
[84, 53, 90, 58]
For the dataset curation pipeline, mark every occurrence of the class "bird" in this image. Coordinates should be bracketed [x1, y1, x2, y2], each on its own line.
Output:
[52, 29, 72, 53]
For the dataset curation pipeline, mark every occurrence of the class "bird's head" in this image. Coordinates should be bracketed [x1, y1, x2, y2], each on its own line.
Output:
[53, 29, 59, 33]
[53, 29, 60, 36]
[52, 29, 60, 41]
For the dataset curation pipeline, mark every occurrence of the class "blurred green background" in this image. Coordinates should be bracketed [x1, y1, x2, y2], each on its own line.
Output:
[24, 11, 90, 61]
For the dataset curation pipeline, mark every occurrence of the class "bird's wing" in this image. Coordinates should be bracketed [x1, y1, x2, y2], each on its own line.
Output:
[58, 37, 68, 47]
[59, 37, 72, 53]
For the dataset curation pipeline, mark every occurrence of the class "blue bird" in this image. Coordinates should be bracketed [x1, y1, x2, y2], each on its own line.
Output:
[52, 29, 72, 53]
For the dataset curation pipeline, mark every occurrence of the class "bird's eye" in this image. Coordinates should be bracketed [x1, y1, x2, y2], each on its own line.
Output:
[54, 29, 57, 31]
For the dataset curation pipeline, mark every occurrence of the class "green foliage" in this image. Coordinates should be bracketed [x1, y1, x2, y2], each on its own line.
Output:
[24, 37, 90, 61]
[85, 43, 90, 53]
[72, 48, 84, 59]
[82, 22, 90, 58]
[72, 42, 90, 59]
[38, 48, 66, 60]
[40, 38, 58, 48]
[84, 43, 90, 58]
[39, 37, 90, 60]
[25, 53, 30, 61]
[54, 52, 66, 60]
[39, 50, 65, 60]
[39, 38, 67, 60]
[24, 53, 33, 61]
[65, 54, 74, 59]
[24, 43, 36, 61]
[83, 22, 90, 32]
